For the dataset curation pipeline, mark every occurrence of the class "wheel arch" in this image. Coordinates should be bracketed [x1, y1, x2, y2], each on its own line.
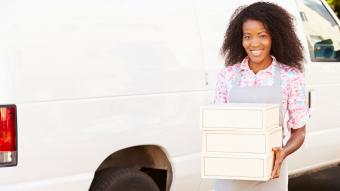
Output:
[93, 145, 173, 191]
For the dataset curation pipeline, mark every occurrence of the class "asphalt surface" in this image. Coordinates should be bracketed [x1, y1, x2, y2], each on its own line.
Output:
[289, 165, 340, 191]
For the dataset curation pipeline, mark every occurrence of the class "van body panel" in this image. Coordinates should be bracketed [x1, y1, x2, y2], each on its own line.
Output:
[1, 0, 205, 103]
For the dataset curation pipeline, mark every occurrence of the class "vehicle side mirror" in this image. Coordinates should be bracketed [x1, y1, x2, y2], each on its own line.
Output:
[314, 39, 334, 58]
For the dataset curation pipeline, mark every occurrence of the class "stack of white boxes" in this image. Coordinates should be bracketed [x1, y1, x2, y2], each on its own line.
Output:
[200, 103, 282, 181]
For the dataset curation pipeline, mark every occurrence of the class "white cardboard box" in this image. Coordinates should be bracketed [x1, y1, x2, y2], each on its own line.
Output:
[201, 103, 279, 130]
[202, 127, 282, 154]
[200, 103, 281, 181]
[201, 152, 274, 181]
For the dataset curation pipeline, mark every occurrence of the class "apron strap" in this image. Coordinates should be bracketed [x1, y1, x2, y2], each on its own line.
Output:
[273, 63, 281, 88]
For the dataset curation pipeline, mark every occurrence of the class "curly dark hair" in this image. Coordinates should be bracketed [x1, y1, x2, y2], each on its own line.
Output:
[221, 2, 304, 71]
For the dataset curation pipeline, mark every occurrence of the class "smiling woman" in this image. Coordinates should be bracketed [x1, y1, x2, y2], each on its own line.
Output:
[214, 2, 309, 191]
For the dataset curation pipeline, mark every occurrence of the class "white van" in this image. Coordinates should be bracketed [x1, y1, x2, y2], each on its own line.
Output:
[0, 0, 339, 190]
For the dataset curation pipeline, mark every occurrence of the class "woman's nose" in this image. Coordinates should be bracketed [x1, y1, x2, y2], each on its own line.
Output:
[250, 37, 261, 47]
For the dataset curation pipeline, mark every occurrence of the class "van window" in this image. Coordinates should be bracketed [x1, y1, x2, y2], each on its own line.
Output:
[296, 0, 340, 62]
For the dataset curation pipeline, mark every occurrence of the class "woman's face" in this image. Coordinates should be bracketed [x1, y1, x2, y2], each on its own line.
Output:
[242, 19, 272, 66]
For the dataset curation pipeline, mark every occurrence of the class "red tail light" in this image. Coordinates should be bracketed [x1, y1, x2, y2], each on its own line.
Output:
[0, 105, 17, 167]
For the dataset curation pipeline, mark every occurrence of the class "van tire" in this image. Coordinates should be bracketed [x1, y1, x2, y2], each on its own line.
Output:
[89, 168, 160, 191]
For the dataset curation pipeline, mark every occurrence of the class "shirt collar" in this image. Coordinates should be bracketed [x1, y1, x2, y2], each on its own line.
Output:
[240, 56, 278, 74]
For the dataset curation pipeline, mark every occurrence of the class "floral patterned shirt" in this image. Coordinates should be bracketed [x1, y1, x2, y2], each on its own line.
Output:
[214, 56, 309, 130]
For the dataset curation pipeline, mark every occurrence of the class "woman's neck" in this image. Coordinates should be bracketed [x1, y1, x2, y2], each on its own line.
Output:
[248, 57, 273, 74]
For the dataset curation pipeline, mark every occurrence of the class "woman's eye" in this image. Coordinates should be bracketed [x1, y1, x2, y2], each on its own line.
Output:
[243, 36, 251, 40]
[259, 35, 267, 39]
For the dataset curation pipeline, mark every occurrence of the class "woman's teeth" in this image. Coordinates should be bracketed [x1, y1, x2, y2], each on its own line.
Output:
[251, 50, 262, 56]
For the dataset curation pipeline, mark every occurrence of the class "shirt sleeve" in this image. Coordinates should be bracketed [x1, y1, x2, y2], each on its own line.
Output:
[213, 68, 229, 104]
[287, 71, 309, 129]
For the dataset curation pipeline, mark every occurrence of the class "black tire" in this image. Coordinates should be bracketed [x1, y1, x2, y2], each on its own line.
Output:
[89, 168, 160, 191]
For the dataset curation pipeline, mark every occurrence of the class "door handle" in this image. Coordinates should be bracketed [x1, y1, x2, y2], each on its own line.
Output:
[308, 90, 314, 116]
[308, 91, 311, 109]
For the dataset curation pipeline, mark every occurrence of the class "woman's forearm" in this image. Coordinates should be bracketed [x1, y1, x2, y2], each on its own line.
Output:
[282, 126, 306, 159]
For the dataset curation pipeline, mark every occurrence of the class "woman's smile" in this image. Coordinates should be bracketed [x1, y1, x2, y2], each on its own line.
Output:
[250, 49, 264, 56]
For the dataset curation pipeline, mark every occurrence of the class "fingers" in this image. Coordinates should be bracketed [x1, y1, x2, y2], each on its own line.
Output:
[271, 147, 282, 179]
[271, 164, 281, 179]
[272, 147, 282, 156]
[271, 159, 280, 179]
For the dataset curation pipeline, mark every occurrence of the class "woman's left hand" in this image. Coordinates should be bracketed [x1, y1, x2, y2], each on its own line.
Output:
[271, 147, 286, 179]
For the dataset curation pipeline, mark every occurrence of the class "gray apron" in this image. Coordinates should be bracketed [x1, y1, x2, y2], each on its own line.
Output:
[214, 64, 288, 191]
